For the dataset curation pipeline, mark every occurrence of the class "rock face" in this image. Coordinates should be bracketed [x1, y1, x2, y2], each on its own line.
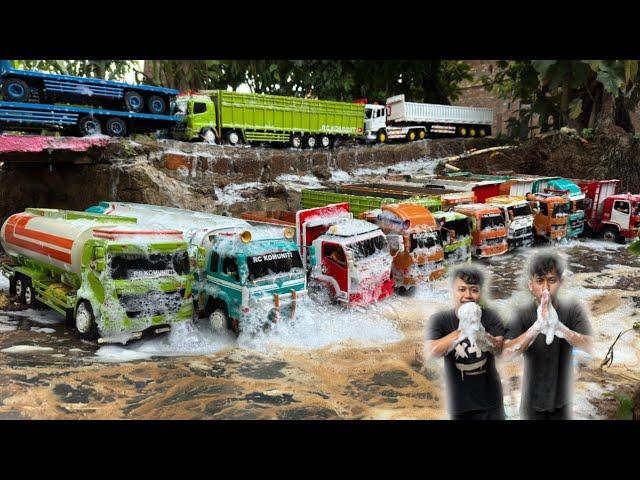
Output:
[0, 136, 500, 223]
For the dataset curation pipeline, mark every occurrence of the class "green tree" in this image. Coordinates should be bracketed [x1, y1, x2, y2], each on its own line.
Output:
[485, 60, 640, 138]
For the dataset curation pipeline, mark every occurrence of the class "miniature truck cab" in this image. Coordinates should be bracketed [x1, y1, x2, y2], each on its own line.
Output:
[576, 179, 640, 243]
[453, 204, 508, 258]
[484, 195, 534, 249]
[525, 192, 569, 242]
[432, 211, 473, 265]
[242, 204, 395, 305]
[86, 201, 307, 333]
[0, 208, 193, 343]
[361, 203, 445, 289]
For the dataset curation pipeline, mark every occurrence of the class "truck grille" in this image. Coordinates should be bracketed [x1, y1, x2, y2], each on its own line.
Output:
[483, 237, 506, 247]
[515, 226, 532, 237]
[119, 289, 185, 318]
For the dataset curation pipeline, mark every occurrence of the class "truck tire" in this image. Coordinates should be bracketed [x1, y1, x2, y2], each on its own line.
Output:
[458, 127, 467, 137]
[14, 275, 27, 304]
[146, 95, 166, 115]
[75, 301, 99, 340]
[601, 227, 620, 243]
[479, 128, 487, 137]
[78, 116, 101, 136]
[418, 130, 426, 140]
[319, 134, 331, 149]
[206, 301, 231, 333]
[1, 78, 30, 102]
[201, 128, 216, 144]
[226, 130, 240, 146]
[377, 129, 387, 143]
[124, 91, 144, 113]
[290, 133, 303, 149]
[406, 130, 416, 142]
[303, 134, 316, 149]
[469, 127, 477, 137]
[23, 283, 40, 309]
[105, 117, 127, 137]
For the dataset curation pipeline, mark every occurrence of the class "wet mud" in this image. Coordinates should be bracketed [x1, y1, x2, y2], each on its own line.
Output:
[0, 239, 638, 419]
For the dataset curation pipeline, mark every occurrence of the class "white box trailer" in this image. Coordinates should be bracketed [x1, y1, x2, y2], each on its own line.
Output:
[362, 94, 494, 143]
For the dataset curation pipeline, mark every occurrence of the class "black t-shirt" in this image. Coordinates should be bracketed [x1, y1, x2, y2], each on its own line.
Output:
[427, 307, 505, 415]
[505, 300, 592, 412]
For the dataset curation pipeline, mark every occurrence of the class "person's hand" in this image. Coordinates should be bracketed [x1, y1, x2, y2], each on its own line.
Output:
[534, 289, 562, 345]
[457, 302, 483, 348]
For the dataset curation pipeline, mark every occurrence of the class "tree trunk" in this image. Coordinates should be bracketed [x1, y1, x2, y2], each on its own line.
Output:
[615, 93, 634, 133]
[595, 90, 627, 136]
[560, 77, 570, 127]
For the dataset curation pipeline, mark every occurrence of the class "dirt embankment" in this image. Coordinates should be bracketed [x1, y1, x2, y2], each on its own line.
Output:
[0, 136, 500, 224]
[444, 133, 640, 193]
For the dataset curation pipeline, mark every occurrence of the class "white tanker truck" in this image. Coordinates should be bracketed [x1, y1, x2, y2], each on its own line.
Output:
[0, 208, 193, 343]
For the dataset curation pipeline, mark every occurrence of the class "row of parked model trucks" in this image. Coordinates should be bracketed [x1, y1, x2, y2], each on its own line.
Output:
[1, 173, 637, 343]
[0, 60, 493, 144]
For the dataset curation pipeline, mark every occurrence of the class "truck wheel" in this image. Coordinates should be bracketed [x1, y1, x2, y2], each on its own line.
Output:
[406, 130, 416, 142]
[377, 130, 387, 143]
[124, 91, 144, 113]
[418, 130, 426, 140]
[14, 276, 26, 304]
[1, 78, 29, 102]
[601, 227, 620, 243]
[469, 128, 477, 137]
[78, 116, 101, 136]
[105, 117, 127, 137]
[147, 95, 166, 115]
[304, 135, 316, 149]
[24, 283, 40, 309]
[290, 133, 303, 149]
[458, 127, 467, 137]
[75, 301, 98, 340]
[479, 128, 486, 137]
[201, 128, 216, 144]
[319, 134, 331, 148]
[208, 306, 230, 333]
[226, 130, 240, 145]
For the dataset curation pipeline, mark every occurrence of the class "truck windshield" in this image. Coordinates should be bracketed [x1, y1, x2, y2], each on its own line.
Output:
[553, 203, 570, 216]
[109, 251, 190, 280]
[349, 234, 388, 260]
[246, 250, 303, 282]
[508, 204, 532, 218]
[173, 100, 188, 115]
[440, 218, 470, 244]
[365, 108, 373, 119]
[574, 198, 585, 211]
[480, 213, 505, 230]
[410, 231, 441, 251]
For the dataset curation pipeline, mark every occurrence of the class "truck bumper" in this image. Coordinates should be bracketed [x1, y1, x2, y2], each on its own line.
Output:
[549, 229, 567, 240]
[474, 242, 508, 258]
[508, 234, 534, 250]
[349, 278, 395, 305]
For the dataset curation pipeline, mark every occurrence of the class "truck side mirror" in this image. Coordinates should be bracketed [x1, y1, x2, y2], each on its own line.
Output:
[387, 234, 404, 256]
[93, 247, 106, 272]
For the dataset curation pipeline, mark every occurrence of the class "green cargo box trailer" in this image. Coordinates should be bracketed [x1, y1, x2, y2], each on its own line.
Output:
[173, 91, 365, 148]
[301, 188, 442, 217]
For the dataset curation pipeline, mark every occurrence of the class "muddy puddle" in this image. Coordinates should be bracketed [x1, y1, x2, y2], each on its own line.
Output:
[0, 239, 638, 419]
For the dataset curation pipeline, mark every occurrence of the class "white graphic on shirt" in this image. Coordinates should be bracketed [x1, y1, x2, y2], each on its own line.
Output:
[453, 340, 488, 379]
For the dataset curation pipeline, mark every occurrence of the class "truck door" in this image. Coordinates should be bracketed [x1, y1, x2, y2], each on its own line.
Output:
[321, 243, 348, 294]
[206, 253, 241, 315]
[611, 200, 630, 229]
